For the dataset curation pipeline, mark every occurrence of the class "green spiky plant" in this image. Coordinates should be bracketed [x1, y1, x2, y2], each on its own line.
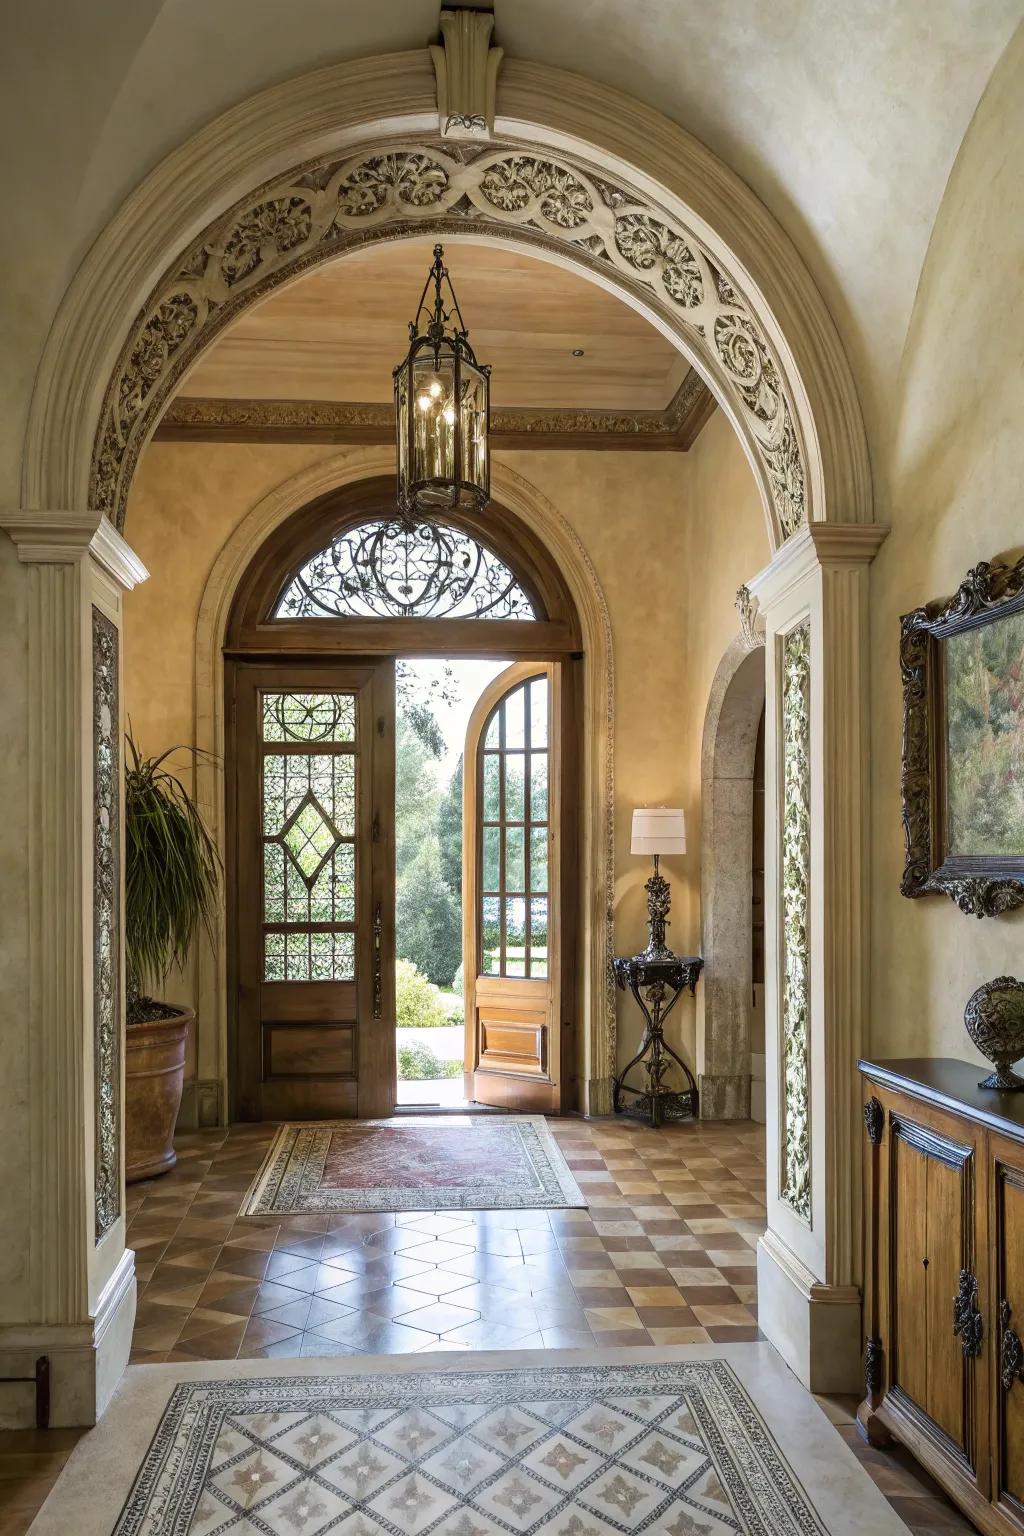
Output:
[124, 735, 221, 1024]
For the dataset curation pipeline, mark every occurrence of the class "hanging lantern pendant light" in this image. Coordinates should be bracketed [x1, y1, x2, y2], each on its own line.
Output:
[394, 244, 491, 520]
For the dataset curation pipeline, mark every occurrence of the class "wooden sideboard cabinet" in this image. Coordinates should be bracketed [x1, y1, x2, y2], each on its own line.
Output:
[860, 1057, 1024, 1535]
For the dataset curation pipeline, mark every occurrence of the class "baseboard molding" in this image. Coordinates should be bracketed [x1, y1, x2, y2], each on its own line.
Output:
[757, 1230, 861, 1394]
[0, 1249, 136, 1427]
[177, 1078, 222, 1130]
[698, 1072, 751, 1120]
[750, 1053, 766, 1123]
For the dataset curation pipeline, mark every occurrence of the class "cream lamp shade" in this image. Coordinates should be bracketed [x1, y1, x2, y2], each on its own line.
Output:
[631, 807, 686, 856]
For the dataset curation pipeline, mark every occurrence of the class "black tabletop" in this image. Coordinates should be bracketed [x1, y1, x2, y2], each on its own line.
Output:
[860, 1056, 1024, 1138]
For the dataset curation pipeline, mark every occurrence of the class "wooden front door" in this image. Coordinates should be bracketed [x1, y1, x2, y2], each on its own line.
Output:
[462, 662, 577, 1112]
[230, 661, 395, 1121]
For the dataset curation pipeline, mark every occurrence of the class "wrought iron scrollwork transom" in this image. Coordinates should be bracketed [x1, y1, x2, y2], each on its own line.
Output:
[275, 519, 536, 622]
[953, 1269, 984, 1359]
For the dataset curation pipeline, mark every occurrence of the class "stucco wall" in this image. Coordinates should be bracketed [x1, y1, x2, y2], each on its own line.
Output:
[869, 25, 1024, 1067]
[124, 429, 768, 1085]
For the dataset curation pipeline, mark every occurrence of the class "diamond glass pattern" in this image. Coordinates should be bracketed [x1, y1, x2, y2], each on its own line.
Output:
[261, 690, 357, 983]
[282, 793, 341, 886]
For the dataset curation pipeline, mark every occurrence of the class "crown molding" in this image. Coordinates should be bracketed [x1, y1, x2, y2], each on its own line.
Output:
[154, 372, 715, 453]
[1, 510, 149, 588]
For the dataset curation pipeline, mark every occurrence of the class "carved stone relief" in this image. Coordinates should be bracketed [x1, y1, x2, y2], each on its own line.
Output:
[91, 141, 806, 541]
[92, 606, 121, 1241]
[735, 584, 766, 650]
[430, 9, 503, 139]
[780, 620, 811, 1221]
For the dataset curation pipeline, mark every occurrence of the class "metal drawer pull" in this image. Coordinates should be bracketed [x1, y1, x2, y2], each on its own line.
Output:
[1001, 1300, 1024, 1391]
[952, 1269, 984, 1359]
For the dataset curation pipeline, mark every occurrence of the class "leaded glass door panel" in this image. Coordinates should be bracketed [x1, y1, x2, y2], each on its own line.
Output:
[231, 662, 395, 1120]
[462, 662, 577, 1112]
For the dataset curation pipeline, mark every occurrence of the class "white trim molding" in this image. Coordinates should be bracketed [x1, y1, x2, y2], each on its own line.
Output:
[747, 521, 888, 1390]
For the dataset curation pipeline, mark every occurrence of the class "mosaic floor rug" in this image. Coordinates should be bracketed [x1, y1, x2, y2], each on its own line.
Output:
[240, 1117, 588, 1216]
[110, 1360, 831, 1536]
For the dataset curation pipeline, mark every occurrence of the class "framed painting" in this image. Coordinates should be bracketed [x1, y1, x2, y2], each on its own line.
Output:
[901, 555, 1024, 917]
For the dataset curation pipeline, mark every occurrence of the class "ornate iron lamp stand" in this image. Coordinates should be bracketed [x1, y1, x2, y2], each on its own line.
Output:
[614, 811, 703, 1126]
[613, 953, 703, 1126]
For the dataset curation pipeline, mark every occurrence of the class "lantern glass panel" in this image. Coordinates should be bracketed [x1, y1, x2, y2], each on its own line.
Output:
[458, 357, 489, 494]
[411, 351, 457, 506]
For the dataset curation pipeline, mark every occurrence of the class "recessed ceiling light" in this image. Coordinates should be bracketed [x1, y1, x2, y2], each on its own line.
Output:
[572, 348, 585, 357]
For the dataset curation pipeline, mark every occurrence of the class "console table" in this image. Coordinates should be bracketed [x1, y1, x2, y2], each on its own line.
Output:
[612, 953, 703, 1126]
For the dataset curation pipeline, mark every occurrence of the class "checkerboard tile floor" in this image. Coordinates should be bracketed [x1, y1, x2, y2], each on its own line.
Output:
[125, 1118, 766, 1362]
[0, 1116, 974, 1536]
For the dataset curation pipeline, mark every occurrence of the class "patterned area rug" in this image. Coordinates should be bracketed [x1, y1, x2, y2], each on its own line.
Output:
[240, 1118, 588, 1216]
[112, 1361, 827, 1535]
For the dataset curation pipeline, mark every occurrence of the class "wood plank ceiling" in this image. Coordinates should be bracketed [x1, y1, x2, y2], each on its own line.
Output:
[161, 238, 714, 450]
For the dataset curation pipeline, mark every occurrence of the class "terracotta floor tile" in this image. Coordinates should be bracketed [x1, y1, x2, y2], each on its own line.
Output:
[623, 1285, 686, 1307]
[584, 1307, 645, 1331]
[10, 1113, 966, 1536]
[691, 1303, 757, 1327]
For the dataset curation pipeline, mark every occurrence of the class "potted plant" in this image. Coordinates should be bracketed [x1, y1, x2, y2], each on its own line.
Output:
[124, 736, 220, 1182]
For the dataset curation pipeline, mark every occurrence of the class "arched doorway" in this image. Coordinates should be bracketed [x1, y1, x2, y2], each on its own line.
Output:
[223, 475, 585, 1122]
[698, 634, 767, 1121]
[5, 52, 885, 1401]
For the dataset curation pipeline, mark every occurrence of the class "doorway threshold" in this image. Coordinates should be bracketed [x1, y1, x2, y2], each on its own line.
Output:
[392, 1101, 511, 1116]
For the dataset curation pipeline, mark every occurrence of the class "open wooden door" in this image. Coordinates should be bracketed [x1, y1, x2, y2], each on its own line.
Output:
[230, 661, 395, 1121]
[463, 662, 577, 1112]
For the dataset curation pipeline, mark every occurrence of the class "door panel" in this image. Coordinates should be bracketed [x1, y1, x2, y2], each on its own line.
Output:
[891, 1130, 929, 1413]
[886, 1109, 986, 1484]
[463, 662, 576, 1112]
[991, 1138, 1024, 1522]
[231, 662, 395, 1120]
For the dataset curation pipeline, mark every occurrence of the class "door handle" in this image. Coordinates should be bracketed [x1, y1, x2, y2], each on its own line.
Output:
[1001, 1300, 1024, 1391]
[953, 1269, 984, 1359]
[373, 902, 383, 1020]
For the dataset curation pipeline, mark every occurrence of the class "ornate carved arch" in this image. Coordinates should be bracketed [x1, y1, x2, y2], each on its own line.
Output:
[21, 54, 871, 551]
[92, 141, 808, 546]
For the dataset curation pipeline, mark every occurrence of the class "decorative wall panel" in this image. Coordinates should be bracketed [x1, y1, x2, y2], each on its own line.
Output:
[780, 620, 811, 1220]
[92, 606, 121, 1241]
[90, 141, 806, 542]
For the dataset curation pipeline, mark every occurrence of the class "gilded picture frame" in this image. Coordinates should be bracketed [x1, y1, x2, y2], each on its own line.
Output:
[900, 555, 1024, 918]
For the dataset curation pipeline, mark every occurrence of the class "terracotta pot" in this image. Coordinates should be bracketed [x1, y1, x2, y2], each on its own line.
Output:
[125, 1007, 192, 1183]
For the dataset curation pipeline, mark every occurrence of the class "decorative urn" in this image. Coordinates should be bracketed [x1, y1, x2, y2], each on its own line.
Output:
[964, 976, 1024, 1090]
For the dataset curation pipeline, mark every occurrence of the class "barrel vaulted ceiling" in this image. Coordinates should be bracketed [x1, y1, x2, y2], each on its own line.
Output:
[2, 1, 1022, 489]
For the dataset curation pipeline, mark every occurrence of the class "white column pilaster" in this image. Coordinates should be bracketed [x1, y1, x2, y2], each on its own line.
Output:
[0, 510, 147, 1426]
[748, 522, 887, 1393]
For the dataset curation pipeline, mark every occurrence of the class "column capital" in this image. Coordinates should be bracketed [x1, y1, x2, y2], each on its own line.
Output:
[748, 521, 889, 611]
[1, 510, 148, 589]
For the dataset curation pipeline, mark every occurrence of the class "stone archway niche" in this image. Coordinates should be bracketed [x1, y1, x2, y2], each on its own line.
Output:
[698, 634, 766, 1121]
[2, 50, 885, 1418]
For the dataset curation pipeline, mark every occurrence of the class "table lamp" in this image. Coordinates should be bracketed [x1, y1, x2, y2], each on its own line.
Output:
[631, 807, 686, 961]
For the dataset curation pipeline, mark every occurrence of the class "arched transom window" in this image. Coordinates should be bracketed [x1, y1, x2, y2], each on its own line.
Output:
[275, 518, 536, 621]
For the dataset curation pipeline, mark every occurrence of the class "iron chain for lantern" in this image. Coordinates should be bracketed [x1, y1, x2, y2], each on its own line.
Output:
[393, 244, 491, 521]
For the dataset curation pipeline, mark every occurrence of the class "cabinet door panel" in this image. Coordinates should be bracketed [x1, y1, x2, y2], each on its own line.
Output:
[887, 1109, 984, 1482]
[927, 1153, 973, 1447]
[891, 1132, 929, 1412]
[991, 1140, 1024, 1522]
